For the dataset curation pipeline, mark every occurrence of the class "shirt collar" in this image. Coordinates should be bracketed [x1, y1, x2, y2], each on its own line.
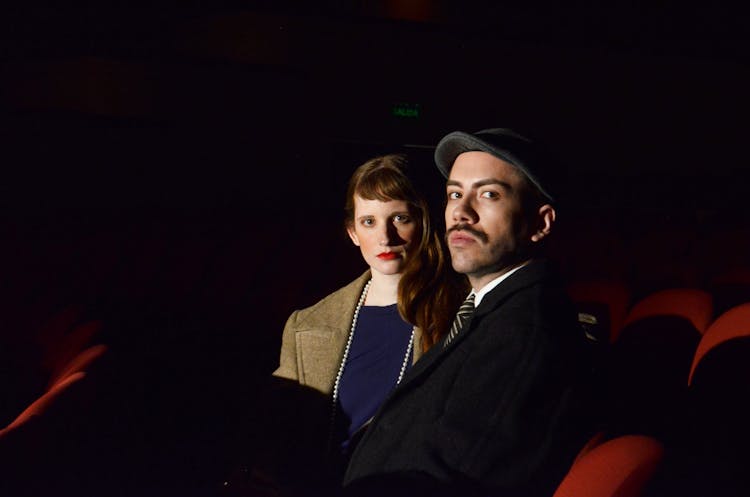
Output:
[472, 260, 531, 308]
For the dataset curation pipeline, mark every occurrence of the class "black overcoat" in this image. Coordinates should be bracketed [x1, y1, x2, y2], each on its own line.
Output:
[343, 260, 594, 497]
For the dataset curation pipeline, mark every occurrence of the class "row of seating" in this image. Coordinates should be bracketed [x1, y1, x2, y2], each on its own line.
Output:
[0, 310, 108, 496]
[567, 282, 750, 496]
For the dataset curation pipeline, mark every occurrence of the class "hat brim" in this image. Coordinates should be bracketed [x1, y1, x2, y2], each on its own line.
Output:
[434, 130, 554, 202]
[434, 131, 524, 178]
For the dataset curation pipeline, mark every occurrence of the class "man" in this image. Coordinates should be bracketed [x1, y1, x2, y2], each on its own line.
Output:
[343, 128, 593, 496]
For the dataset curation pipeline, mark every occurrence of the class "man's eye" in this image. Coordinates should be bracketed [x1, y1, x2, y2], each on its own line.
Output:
[447, 191, 461, 200]
[481, 191, 499, 199]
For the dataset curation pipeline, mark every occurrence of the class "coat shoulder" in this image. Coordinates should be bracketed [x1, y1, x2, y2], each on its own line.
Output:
[290, 271, 370, 330]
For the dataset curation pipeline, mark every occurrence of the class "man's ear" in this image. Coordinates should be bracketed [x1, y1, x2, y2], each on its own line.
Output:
[346, 225, 361, 246]
[531, 204, 556, 242]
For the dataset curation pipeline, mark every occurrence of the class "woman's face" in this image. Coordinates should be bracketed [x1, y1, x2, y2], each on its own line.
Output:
[347, 195, 418, 277]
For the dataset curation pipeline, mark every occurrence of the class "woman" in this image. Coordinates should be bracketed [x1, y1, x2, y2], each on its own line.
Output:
[221, 155, 463, 497]
[272, 154, 465, 461]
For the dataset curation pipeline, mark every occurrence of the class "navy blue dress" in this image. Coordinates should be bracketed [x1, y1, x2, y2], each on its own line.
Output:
[337, 304, 413, 451]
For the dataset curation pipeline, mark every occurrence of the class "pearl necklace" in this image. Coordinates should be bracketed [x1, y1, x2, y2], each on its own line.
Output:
[327, 279, 415, 452]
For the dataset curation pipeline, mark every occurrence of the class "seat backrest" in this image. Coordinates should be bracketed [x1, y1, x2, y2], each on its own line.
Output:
[1, 372, 87, 434]
[607, 289, 711, 442]
[41, 319, 103, 376]
[686, 303, 750, 496]
[623, 288, 713, 336]
[47, 344, 108, 390]
[688, 302, 750, 385]
[553, 435, 664, 497]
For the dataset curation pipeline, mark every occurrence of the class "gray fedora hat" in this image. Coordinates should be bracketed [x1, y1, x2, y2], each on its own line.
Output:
[434, 128, 555, 202]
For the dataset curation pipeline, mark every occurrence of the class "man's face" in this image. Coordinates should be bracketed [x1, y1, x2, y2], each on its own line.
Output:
[444, 151, 536, 289]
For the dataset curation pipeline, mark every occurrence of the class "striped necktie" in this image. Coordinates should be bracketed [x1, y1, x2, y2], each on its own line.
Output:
[444, 293, 475, 347]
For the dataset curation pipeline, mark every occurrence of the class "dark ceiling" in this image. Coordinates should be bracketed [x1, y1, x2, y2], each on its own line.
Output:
[4, 1, 748, 59]
[2, 2, 749, 212]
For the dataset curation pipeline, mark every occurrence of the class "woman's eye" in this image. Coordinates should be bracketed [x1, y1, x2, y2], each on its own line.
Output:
[361, 218, 375, 227]
[394, 214, 411, 223]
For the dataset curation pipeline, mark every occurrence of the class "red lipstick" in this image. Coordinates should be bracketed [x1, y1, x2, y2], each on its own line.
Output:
[377, 252, 399, 260]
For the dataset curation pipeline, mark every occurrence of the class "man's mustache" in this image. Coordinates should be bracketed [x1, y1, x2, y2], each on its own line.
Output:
[445, 224, 489, 243]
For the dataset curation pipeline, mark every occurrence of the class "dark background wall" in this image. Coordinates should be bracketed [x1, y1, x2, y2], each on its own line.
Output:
[4, 2, 749, 208]
[1, 2, 749, 495]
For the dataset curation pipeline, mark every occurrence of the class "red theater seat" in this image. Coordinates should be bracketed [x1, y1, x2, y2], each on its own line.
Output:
[0, 372, 89, 495]
[47, 344, 108, 390]
[4, 372, 86, 430]
[553, 435, 664, 497]
[41, 320, 103, 381]
[689, 302, 750, 385]
[623, 288, 713, 336]
[686, 303, 750, 496]
[607, 289, 712, 442]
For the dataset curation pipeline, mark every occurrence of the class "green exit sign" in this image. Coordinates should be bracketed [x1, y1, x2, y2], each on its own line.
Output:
[392, 102, 420, 118]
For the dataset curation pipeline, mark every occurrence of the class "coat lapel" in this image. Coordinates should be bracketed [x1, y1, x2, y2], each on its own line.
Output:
[394, 260, 550, 391]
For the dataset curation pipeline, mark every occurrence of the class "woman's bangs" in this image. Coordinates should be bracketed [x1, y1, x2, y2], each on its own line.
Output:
[356, 168, 412, 203]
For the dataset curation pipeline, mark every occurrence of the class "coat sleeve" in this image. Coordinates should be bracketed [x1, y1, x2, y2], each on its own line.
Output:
[272, 310, 301, 382]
